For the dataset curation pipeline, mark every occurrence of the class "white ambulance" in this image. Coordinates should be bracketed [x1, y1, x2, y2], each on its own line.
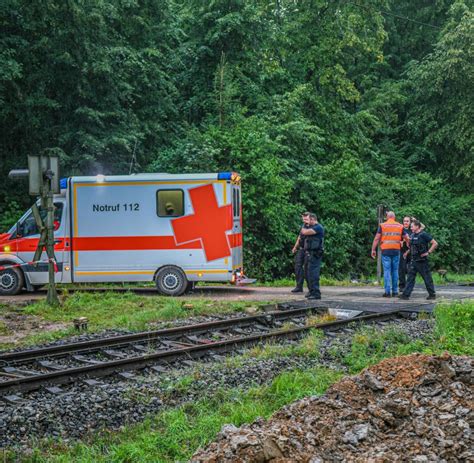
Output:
[0, 172, 244, 296]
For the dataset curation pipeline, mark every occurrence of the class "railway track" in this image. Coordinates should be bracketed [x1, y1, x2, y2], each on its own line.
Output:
[0, 304, 411, 395]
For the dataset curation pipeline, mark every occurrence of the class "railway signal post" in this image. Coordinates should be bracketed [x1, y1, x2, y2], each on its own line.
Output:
[9, 155, 60, 306]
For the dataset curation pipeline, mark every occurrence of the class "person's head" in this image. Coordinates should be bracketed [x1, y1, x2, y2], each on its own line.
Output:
[411, 219, 422, 233]
[302, 211, 310, 225]
[386, 211, 396, 220]
[165, 202, 175, 215]
[403, 216, 411, 228]
[308, 213, 318, 225]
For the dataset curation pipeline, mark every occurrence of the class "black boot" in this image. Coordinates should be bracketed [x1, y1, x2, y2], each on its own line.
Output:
[291, 287, 303, 293]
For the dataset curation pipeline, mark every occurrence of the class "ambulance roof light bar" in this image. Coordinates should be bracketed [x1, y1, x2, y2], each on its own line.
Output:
[218, 172, 241, 184]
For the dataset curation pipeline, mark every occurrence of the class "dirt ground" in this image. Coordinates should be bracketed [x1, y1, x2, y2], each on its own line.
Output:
[0, 310, 68, 345]
[0, 283, 472, 305]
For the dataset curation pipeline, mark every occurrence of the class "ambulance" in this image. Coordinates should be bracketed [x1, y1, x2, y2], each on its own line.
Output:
[0, 172, 245, 296]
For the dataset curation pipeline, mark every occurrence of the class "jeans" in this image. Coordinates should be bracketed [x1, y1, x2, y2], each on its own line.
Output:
[382, 253, 400, 294]
[305, 252, 322, 297]
[294, 248, 306, 290]
[403, 260, 436, 297]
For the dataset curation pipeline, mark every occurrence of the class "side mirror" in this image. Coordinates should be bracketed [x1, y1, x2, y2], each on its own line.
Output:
[16, 222, 22, 238]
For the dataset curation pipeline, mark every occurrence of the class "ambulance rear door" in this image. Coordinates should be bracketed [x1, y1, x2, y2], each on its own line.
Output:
[231, 184, 243, 270]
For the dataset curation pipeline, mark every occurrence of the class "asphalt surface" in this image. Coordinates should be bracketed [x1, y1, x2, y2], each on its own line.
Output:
[0, 283, 472, 312]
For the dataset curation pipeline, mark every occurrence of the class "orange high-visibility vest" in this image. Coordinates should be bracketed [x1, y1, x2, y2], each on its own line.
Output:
[380, 219, 404, 251]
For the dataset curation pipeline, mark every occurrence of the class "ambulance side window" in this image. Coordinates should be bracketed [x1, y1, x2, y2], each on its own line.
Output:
[156, 190, 184, 217]
[20, 203, 64, 237]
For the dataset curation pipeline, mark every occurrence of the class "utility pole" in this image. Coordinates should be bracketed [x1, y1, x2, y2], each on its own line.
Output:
[9, 155, 60, 305]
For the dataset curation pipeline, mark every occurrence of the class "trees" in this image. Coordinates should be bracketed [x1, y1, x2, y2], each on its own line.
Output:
[0, 0, 472, 277]
[407, 2, 474, 189]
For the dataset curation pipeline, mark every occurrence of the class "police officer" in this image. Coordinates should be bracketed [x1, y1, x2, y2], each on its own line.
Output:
[300, 213, 324, 300]
[398, 216, 411, 292]
[291, 212, 310, 293]
[399, 219, 438, 300]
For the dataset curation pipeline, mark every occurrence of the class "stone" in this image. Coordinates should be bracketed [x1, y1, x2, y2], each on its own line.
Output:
[262, 437, 284, 459]
[363, 371, 385, 391]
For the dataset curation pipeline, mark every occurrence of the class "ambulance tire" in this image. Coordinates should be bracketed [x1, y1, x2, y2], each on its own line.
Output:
[155, 266, 188, 296]
[0, 267, 24, 296]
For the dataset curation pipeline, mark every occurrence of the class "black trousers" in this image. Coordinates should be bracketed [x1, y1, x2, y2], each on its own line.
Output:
[399, 254, 409, 290]
[294, 248, 306, 290]
[305, 252, 322, 297]
[402, 260, 436, 297]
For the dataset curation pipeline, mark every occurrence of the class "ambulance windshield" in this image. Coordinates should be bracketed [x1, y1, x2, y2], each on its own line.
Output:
[18, 203, 64, 237]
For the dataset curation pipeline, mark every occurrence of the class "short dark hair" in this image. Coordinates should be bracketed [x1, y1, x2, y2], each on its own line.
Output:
[308, 213, 318, 220]
[412, 219, 421, 228]
[301, 211, 310, 217]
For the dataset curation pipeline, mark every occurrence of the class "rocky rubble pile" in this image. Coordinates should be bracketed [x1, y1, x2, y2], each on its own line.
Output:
[192, 353, 473, 462]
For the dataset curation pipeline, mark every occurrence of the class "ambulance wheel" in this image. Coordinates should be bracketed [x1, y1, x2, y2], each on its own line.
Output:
[155, 266, 188, 296]
[0, 267, 24, 296]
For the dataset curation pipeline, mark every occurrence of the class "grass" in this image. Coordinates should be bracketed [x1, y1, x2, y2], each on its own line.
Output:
[245, 329, 324, 360]
[331, 299, 474, 373]
[430, 272, 474, 285]
[0, 292, 260, 349]
[433, 300, 474, 355]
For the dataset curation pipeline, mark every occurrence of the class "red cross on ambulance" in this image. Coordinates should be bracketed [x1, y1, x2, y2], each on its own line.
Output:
[171, 184, 233, 262]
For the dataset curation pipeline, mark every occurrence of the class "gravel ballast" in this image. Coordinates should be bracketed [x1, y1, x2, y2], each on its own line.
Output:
[192, 353, 473, 462]
[0, 318, 433, 449]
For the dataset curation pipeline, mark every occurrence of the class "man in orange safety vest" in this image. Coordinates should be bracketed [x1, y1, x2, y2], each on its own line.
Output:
[371, 211, 410, 297]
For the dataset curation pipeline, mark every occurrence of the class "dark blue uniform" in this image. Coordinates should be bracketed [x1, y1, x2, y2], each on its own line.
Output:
[402, 231, 436, 297]
[304, 223, 324, 299]
[294, 225, 309, 291]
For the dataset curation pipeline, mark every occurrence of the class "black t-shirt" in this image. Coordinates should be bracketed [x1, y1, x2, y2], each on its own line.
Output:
[410, 231, 433, 261]
[304, 223, 325, 252]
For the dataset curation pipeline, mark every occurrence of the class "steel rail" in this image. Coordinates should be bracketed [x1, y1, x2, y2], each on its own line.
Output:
[0, 304, 326, 363]
[0, 309, 404, 394]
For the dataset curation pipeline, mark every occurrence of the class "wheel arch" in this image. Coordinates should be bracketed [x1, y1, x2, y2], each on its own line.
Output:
[0, 258, 33, 291]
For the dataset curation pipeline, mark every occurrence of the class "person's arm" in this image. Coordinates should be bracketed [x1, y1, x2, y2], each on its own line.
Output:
[292, 235, 301, 254]
[300, 227, 316, 236]
[371, 233, 381, 259]
[403, 230, 410, 246]
[421, 238, 438, 257]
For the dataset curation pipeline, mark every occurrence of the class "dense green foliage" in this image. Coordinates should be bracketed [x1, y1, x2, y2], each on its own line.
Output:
[1, 0, 473, 279]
